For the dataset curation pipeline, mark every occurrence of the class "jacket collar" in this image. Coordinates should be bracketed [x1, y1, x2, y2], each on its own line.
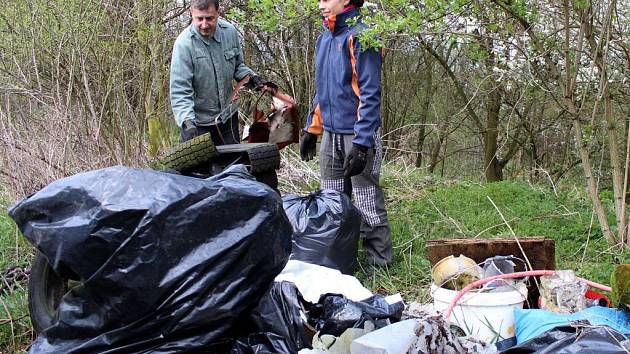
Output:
[324, 7, 360, 35]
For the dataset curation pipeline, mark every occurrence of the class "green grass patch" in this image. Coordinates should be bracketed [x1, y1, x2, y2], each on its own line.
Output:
[0, 202, 34, 353]
[356, 172, 629, 300]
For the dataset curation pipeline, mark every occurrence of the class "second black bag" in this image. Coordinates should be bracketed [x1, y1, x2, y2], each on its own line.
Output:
[282, 189, 361, 274]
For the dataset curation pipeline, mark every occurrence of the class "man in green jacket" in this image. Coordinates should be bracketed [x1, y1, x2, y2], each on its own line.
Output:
[170, 0, 264, 143]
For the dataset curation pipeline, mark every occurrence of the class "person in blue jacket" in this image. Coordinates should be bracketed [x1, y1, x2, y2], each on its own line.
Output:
[300, 0, 392, 266]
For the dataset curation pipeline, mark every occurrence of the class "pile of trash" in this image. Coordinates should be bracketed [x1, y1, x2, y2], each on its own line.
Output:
[8, 165, 630, 353]
[428, 254, 630, 353]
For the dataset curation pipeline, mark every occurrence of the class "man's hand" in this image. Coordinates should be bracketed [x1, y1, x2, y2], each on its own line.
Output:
[343, 144, 368, 177]
[246, 75, 278, 93]
[247, 75, 264, 90]
[300, 132, 318, 161]
[181, 120, 198, 142]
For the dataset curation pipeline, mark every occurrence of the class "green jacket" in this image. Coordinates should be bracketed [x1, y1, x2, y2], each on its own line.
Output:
[170, 19, 253, 127]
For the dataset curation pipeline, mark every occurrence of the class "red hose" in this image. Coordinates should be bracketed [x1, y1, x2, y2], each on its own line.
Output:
[443, 270, 612, 318]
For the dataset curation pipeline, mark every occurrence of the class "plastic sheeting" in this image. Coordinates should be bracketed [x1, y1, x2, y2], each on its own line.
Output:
[282, 190, 362, 274]
[275, 260, 372, 303]
[502, 325, 630, 354]
[230, 332, 293, 354]
[308, 294, 405, 337]
[10, 165, 293, 354]
[514, 306, 630, 344]
[248, 281, 311, 353]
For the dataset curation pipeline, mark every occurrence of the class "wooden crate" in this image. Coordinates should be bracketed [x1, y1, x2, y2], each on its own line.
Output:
[426, 237, 555, 271]
[426, 237, 555, 308]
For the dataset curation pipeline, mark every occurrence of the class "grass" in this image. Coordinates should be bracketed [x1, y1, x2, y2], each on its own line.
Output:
[0, 167, 628, 351]
[355, 170, 629, 301]
[0, 200, 34, 353]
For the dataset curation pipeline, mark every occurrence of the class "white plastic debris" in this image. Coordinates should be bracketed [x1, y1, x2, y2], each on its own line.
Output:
[350, 319, 420, 354]
[275, 260, 372, 303]
[299, 323, 375, 354]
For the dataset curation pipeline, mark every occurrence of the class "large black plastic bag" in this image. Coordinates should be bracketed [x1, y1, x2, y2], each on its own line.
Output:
[282, 189, 361, 274]
[9, 165, 293, 354]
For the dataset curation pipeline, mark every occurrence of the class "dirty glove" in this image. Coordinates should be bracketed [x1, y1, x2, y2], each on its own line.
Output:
[247, 74, 265, 91]
[343, 144, 368, 177]
[181, 120, 198, 142]
[300, 132, 318, 161]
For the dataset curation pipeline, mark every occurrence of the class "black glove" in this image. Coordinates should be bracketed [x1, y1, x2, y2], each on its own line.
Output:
[300, 132, 318, 161]
[247, 74, 265, 90]
[343, 143, 368, 177]
[181, 120, 198, 142]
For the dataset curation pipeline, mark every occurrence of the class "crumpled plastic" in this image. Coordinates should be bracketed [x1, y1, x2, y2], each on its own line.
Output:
[10, 165, 293, 354]
[275, 260, 373, 303]
[540, 270, 587, 313]
[514, 306, 630, 344]
[308, 293, 404, 337]
[502, 325, 630, 354]
[247, 281, 311, 353]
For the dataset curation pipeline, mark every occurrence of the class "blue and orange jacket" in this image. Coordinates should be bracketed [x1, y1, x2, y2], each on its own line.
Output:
[303, 7, 382, 148]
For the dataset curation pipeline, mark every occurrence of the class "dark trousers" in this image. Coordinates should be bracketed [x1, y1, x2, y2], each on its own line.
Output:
[319, 130, 393, 266]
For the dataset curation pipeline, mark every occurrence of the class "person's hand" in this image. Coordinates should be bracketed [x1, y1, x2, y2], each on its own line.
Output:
[247, 75, 264, 90]
[248, 75, 278, 92]
[182, 120, 198, 141]
[250, 74, 264, 89]
[300, 132, 318, 161]
[343, 144, 368, 177]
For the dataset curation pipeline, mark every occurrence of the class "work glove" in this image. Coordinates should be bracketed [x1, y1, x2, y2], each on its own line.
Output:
[343, 143, 368, 177]
[300, 132, 318, 161]
[247, 74, 266, 91]
[181, 120, 198, 142]
[247, 75, 279, 93]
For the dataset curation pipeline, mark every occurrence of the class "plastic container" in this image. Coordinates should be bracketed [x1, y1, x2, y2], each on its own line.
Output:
[350, 319, 420, 354]
[431, 255, 481, 290]
[431, 283, 528, 343]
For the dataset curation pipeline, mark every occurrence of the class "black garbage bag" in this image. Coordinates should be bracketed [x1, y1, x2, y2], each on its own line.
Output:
[9, 165, 293, 354]
[282, 189, 361, 274]
[248, 281, 311, 353]
[230, 332, 293, 354]
[308, 293, 404, 337]
[501, 324, 630, 354]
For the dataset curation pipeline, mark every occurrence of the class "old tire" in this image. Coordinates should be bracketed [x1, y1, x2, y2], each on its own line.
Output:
[246, 143, 280, 173]
[214, 143, 280, 173]
[160, 133, 218, 172]
[28, 252, 69, 333]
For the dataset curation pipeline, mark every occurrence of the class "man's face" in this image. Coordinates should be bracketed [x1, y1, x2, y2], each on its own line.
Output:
[319, 0, 350, 18]
[191, 6, 219, 37]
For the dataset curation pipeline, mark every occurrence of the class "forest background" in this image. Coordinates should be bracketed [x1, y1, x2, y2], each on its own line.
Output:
[0, 0, 629, 351]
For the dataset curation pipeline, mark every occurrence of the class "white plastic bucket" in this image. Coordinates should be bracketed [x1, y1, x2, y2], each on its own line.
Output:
[431, 283, 527, 343]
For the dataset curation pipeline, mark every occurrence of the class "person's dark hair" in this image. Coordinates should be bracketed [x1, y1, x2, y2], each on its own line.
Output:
[349, 0, 364, 7]
[191, 0, 219, 10]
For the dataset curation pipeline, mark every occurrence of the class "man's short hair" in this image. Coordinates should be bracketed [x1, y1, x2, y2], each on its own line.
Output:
[191, 0, 219, 10]
[350, 0, 364, 7]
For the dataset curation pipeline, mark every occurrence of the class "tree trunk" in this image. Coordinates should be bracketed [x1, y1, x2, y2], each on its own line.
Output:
[428, 124, 446, 173]
[415, 49, 434, 167]
[483, 83, 503, 182]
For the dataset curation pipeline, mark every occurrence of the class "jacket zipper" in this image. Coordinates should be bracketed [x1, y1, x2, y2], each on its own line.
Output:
[326, 34, 334, 132]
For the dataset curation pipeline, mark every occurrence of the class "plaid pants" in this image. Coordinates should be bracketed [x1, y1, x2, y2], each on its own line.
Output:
[319, 130, 392, 266]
